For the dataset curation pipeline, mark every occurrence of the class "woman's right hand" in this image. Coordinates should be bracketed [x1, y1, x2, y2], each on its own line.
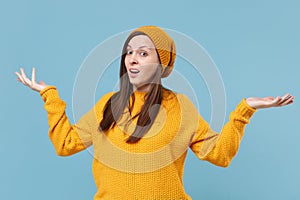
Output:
[15, 68, 48, 92]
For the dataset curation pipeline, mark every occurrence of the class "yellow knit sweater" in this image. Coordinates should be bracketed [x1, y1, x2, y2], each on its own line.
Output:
[40, 86, 256, 200]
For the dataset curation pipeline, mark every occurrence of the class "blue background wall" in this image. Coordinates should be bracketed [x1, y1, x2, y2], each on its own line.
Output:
[1, 0, 299, 199]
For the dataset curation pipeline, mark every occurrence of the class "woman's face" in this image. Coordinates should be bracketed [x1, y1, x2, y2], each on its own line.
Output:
[124, 35, 160, 92]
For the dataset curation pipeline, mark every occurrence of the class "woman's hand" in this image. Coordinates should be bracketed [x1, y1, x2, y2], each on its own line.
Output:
[246, 93, 294, 109]
[15, 68, 48, 92]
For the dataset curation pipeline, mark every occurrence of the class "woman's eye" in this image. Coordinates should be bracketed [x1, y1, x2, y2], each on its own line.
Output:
[126, 50, 133, 55]
[140, 52, 148, 56]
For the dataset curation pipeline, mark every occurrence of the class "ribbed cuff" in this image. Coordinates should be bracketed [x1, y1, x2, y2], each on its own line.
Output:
[39, 86, 59, 102]
[235, 98, 257, 119]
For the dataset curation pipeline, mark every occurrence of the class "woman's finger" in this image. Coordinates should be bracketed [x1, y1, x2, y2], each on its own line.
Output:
[16, 77, 23, 83]
[20, 68, 31, 85]
[39, 80, 46, 86]
[288, 98, 294, 105]
[23, 69, 31, 86]
[281, 93, 290, 99]
[31, 67, 36, 84]
[15, 71, 26, 84]
[280, 96, 294, 106]
[279, 94, 292, 105]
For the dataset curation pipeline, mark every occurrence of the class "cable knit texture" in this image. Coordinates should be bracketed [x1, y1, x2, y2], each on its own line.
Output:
[40, 86, 256, 200]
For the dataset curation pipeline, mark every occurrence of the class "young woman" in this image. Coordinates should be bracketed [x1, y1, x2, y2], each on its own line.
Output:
[15, 26, 294, 199]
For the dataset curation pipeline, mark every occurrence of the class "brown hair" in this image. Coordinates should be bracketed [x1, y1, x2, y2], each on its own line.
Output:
[99, 31, 170, 143]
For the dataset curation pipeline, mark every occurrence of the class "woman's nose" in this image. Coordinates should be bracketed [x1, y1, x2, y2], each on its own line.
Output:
[129, 52, 138, 65]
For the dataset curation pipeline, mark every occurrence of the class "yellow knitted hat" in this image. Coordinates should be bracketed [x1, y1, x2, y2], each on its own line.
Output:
[131, 26, 176, 78]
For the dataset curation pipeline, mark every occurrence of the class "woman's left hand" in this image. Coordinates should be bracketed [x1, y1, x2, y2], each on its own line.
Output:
[246, 93, 294, 109]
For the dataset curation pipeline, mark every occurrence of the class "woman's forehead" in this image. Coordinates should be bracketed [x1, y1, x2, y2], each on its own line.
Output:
[127, 35, 155, 49]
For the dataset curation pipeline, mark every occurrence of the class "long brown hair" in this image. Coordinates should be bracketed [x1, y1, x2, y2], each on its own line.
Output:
[99, 31, 169, 143]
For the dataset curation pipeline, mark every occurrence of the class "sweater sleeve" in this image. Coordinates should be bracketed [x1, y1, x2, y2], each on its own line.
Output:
[40, 86, 96, 156]
[188, 97, 256, 167]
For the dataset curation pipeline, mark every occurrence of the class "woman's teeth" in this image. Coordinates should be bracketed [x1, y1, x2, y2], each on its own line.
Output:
[130, 69, 140, 74]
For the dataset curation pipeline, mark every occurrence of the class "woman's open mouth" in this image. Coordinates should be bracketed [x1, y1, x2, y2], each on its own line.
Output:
[128, 68, 140, 78]
[129, 68, 140, 74]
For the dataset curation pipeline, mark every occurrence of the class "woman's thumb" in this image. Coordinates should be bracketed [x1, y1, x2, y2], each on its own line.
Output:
[39, 81, 46, 85]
